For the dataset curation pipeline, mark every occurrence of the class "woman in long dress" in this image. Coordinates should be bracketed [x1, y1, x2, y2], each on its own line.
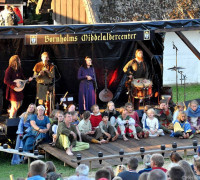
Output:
[78, 56, 96, 113]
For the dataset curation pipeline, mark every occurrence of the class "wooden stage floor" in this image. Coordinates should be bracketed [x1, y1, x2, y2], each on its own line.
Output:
[39, 134, 200, 169]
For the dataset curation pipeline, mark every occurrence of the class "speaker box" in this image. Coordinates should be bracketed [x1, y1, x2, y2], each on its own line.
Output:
[5, 118, 20, 137]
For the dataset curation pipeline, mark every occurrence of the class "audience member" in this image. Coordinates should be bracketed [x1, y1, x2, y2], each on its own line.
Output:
[172, 111, 193, 139]
[138, 172, 148, 180]
[112, 177, 122, 180]
[155, 99, 172, 134]
[115, 165, 127, 176]
[68, 164, 91, 180]
[104, 101, 120, 126]
[46, 161, 63, 180]
[71, 111, 80, 126]
[143, 108, 164, 137]
[147, 169, 166, 180]
[138, 154, 152, 174]
[186, 100, 200, 133]
[178, 160, 197, 180]
[27, 160, 46, 180]
[99, 112, 119, 142]
[167, 166, 185, 180]
[67, 104, 76, 112]
[173, 102, 185, 123]
[125, 102, 143, 138]
[90, 104, 102, 129]
[150, 154, 167, 173]
[95, 169, 111, 180]
[103, 166, 115, 180]
[117, 107, 139, 141]
[194, 156, 200, 180]
[168, 152, 183, 169]
[118, 157, 140, 180]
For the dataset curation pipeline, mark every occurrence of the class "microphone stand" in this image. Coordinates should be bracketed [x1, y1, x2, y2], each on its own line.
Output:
[178, 70, 187, 102]
[173, 42, 179, 103]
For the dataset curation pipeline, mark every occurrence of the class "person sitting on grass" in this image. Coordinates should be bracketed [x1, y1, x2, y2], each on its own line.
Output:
[172, 111, 193, 139]
[150, 153, 167, 173]
[95, 169, 111, 180]
[168, 152, 183, 170]
[186, 100, 200, 133]
[46, 161, 63, 180]
[78, 111, 107, 144]
[143, 108, 164, 137]
[90, 104, 102, 130]
[99, 112, 119, 142]
[68, 164, 91, 180]
[117, 107, 139, 141]
[193, 156, 200, 180]
[167, 166, 185, 180]
[138, 154, 152, 174]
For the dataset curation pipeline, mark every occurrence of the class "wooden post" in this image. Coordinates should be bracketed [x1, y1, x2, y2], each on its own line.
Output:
[184, 149, 187, 158]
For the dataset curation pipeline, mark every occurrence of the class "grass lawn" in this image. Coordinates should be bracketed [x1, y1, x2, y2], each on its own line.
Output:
[0, 152, 75, 180]
[171, 84, 200, 103]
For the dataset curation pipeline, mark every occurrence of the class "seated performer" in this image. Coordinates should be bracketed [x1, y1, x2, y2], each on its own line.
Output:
[56, 112, 89, 156]
[143, 108, 164, 137]
[117, 107, 139, 141]
[78, 111, 106, 144]
[90, 104, 102, 130]
[155, 99, 172, 134]
[104, 101, 120, 127]
[4, 55, 33, 118]
[99, 112, 119, 142]
[33, 52, 54, 105]
[172, 111, 193, 139]
[11, 103, 37, 165]
[186, 100, 200, 133]
[23, 105, 50, 152]
[123, 49, 149, 110]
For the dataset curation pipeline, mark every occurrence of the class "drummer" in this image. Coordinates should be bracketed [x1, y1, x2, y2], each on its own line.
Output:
[123, 49, 149, 109]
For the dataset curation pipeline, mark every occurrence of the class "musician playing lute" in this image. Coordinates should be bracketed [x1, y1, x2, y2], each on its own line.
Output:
[4, 55, 33, 118]
[123, 49, 149, 109]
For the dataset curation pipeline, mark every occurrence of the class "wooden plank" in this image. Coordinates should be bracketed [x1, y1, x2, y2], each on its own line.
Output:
[67, 0, 73, 24]
[80, 0, 86, 24]
[73, 0, 79, 24]
[60, 0, 67, 24]
[55, 0, 61, 23]
[175, 31, 200, 61]
[51, 0, 55, 20]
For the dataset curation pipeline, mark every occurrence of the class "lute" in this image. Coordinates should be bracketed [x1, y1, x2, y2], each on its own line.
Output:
[13, 74, 38, 92]
[99, 69, 113, 102]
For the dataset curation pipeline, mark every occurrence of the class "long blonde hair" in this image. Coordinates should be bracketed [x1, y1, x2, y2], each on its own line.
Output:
[105, 101, 117, 114]
[23, 103, 37, 123]
[177, 111, 187, 122]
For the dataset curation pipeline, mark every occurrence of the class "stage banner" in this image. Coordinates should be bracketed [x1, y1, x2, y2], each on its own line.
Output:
[25, 30, 154, 45]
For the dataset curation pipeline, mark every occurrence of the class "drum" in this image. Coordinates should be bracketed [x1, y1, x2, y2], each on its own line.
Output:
[131, 78, 152, 99]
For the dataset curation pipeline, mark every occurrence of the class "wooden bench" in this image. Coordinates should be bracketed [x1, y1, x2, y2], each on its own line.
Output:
[0, 146, 44, 167]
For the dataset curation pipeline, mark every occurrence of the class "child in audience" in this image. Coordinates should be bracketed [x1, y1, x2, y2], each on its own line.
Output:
[115, 165, 127, 176]
[186, 100, 200, 133]
[125, 102, 143, 138]
[67, 104, 76, 112]
[155, 99, 173, 133]
[117, 106, 139, 141]
[99, 112, 119, 142]
[173, 111, 193, 139]
[141, 105, 151, 125]
[71, 111, 79, 126]
[90, 104, 102, 130]
[78, 111, 106, 144]
[173, 102, 185, 123]
[104, 101, 120, 127]
[143, 108, 164, 137]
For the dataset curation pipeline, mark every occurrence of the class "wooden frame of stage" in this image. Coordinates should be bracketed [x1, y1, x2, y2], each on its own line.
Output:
[39, 134, 200, 169]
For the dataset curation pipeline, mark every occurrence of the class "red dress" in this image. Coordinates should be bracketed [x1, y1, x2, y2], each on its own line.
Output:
[90, 113, 102, 129]
[4, 67, 24, 101]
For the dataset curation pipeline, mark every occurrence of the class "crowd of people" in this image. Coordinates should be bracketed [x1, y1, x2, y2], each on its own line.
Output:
[14, 149, 200, 180]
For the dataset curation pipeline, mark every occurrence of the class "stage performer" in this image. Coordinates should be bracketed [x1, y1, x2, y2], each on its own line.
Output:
[33, 52, 54, 105]
[23, 105, 50, 152]
[78, 56, 97, 113]
[4, 55, 33, 118]
[123, 49, 149, 109]
[11, 103, 37, 165]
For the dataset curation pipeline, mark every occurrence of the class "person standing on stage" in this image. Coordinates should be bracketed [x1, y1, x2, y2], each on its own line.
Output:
[123, 49, 149, 109]
[4, 55, 33, 118]
[78, 56, 97, 113]
[33, 52, 54, 105]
